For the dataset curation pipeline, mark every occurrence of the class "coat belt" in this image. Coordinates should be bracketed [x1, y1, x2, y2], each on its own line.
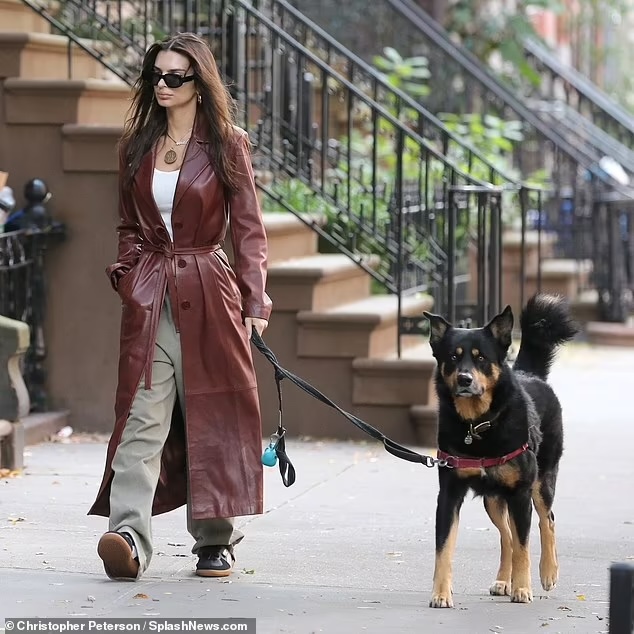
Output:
[140, 243, 223, 390]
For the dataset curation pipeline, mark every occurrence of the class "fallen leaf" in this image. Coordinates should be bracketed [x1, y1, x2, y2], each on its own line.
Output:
[242, 569, 255, 575]
[87, 596, 96, 602]
[133, 593, 149, 599]
[577, 595, 586, 601]
[558, 606, 572, 611]
[0, 469, 22, 478]
[8, 516, 26, 524]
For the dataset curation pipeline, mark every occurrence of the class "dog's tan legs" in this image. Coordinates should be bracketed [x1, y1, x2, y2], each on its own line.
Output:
[430, 474, 467, 609]
[484, 496, 512, 596]
[430, 510, 460, 608]
[532, 479, 559, 591]
[507, 491, 533, 603]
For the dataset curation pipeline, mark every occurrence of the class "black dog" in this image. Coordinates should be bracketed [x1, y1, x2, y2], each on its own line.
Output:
[423, 294, 578, 608]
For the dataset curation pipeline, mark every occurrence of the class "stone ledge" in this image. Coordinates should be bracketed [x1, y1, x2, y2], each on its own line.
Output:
[410, 404, 438, 447]
[4, 78, 130, 125]
[62, 124, 122, 172]
[0, 32, 103, 81]
[585, 321, 634, 347]
[23, 410, 70, 446]
[352, 355, 437, 406]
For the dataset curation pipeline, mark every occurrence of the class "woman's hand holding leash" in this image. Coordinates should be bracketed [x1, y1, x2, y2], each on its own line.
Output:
[245, 317, 268, 337]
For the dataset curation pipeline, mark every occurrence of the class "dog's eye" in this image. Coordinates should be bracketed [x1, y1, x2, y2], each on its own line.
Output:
[477, 355, 485, 362]
[450, 354, 458, 362]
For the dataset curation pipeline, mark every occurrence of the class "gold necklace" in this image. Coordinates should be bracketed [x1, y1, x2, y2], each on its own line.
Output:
[164, 128, 192, 165]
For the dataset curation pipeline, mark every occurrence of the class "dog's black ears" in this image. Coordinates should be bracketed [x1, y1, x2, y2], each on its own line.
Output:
[484, 305, 514, 349]
[423, 311, 452, 346]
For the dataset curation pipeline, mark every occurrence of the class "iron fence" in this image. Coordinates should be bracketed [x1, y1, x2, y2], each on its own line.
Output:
[592, 192, 634, 322]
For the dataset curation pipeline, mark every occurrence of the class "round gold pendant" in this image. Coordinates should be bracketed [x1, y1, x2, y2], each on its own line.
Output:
[164, 149, 177, 164]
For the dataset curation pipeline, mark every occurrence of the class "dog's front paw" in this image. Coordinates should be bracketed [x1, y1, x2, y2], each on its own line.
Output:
[489, 580, 511, 596]
[540, 561, 558, 591]
[429, 592, 454, 608]
[511, 587, 533, 603]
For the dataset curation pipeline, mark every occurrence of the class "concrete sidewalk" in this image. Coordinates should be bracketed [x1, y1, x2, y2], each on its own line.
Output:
[1, 342, 633, 633]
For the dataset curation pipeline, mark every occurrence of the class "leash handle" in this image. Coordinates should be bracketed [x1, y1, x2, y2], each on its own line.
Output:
[250, 330, 438, 474]
[255, 329, 296, 487]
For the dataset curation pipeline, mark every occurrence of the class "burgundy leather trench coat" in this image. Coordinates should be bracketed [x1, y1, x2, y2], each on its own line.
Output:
[88, 120, 272, 521]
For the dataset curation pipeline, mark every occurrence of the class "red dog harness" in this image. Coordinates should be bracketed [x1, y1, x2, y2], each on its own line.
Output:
[436, 443, 529, 469]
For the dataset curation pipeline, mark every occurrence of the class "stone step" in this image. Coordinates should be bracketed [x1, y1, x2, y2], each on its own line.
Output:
[585, 321, 634, 347]
[22, 410, 70, 446]
[0, 0, 52, 33]
[0, 32, 102, 80]
[263, 213, 323, 262]
[267, 253, 377, 312]
[410, 404, 438, 448]
[525, 258, 593, 300]
[352, 342, 437, 407]
[570, 289, 600, 325]
[296, 293, 434, 359]
[3, 78, 130, 126]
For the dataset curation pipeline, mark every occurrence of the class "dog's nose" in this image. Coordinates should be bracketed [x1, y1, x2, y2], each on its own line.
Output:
[457, 372, 473, 387]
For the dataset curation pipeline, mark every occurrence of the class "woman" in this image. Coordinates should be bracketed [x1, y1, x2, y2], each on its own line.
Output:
[88, 33, 272, 581]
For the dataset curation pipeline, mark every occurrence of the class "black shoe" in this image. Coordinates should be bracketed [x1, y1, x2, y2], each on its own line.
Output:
[196, 545, 235, 578]
[97, 531, 139, 581]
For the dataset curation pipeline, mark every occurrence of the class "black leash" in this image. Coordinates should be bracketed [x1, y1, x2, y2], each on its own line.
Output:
[250, 330, 442, 487]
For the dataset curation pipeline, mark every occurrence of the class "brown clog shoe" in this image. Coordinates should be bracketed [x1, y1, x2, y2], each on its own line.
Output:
[97, 531, 139, 581]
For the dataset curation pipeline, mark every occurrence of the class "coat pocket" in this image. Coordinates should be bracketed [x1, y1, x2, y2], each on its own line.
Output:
[213, 251, 241, 301]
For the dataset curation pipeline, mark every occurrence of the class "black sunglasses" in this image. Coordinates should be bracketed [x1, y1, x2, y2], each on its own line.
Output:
[143, 70, 195, 88]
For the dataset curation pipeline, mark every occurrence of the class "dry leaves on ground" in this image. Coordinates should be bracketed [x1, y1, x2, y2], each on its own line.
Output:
[0, 469, 22, 479]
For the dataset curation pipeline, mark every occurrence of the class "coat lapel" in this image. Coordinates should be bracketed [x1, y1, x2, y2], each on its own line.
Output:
[134, 149, 161, 223]
[133, 115, 212, 220]
[172, 139, 207, 212]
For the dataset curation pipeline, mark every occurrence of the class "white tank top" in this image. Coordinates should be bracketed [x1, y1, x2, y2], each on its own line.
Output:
[152, 168, 180, 242]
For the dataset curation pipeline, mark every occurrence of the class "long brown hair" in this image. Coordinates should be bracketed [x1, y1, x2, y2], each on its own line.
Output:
[119, 33, 240, 192]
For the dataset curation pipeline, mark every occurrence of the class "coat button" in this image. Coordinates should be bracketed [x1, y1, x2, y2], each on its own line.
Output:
[177, 259, 187, 268]
[181, 301, 191, 310]
[174, 221, 183, 230]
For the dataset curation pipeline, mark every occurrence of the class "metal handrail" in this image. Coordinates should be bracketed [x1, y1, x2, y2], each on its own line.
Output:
[269, 0, 530, 190]
[523, 38, 634, 140]
[382, 0, 634, 194]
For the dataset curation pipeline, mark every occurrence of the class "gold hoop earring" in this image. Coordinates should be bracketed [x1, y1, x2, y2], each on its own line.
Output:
[197, 93, 202, 104]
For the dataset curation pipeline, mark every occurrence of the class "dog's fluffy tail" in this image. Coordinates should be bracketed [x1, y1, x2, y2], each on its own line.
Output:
[513, 294, 579, 381]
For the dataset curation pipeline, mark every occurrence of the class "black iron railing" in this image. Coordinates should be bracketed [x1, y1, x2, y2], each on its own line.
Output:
[0, 181, 65, 412]
[592, 192, 634, 322]
[0, 228, 63, 412]
[19, 0, 551, 342]
[523, 38, 634, 150]
[285, 0, 634, 317]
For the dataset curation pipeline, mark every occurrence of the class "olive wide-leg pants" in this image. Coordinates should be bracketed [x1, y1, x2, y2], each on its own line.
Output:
[107, 296, 243, 576]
